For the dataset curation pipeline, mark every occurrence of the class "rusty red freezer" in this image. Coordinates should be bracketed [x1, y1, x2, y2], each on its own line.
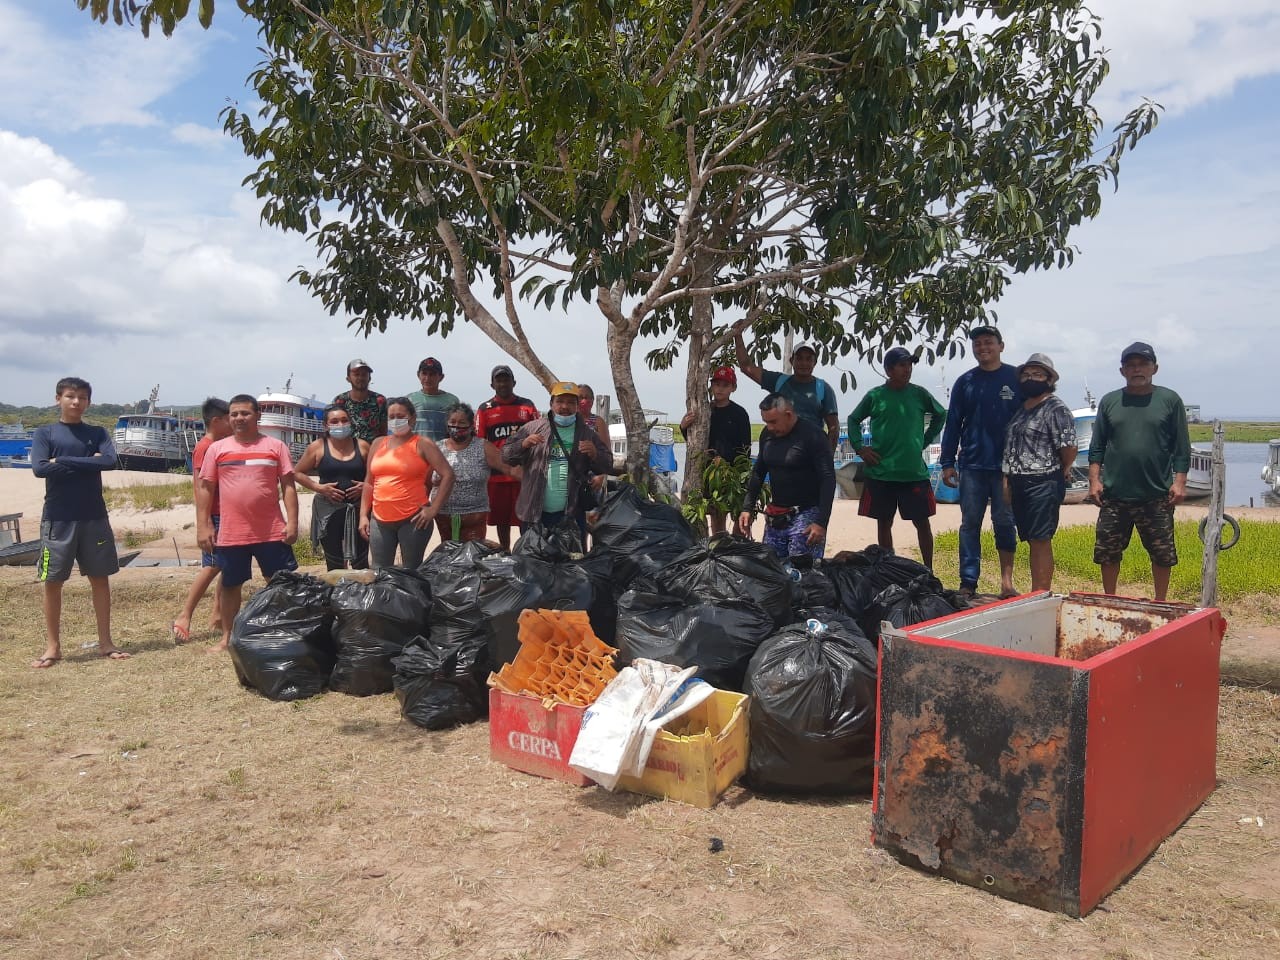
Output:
[871, 591, 1226, 916]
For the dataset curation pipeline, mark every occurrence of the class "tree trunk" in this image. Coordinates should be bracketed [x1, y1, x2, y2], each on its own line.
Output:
[606, 314, 651, 491]
[681, 295, 714, 503]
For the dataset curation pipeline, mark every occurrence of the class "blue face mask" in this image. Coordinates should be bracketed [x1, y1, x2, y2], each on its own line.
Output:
[552, 413, 576, 428]
[328, 424, 353, 440]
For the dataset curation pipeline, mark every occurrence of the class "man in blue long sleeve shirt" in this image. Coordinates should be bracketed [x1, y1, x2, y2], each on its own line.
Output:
[30, 377, 129, 668]
[938, 326, 1020, 597]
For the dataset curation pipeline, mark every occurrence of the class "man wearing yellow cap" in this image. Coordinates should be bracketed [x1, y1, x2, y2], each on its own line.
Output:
[502, 381, 613, 537]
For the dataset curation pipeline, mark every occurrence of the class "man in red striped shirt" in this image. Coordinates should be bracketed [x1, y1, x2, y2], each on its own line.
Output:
[198, 394, 299, 651]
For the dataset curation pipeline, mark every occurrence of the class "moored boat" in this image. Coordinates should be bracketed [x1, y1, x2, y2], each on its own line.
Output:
[258, 379, 326, 463]
[113, 387, 204, 472]
[1262, 439, 1280, 496]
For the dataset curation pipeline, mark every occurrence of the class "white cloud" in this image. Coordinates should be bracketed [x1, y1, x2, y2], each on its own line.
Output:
[0, 1, 208, 132]
[1091, 1, 1280, 116]
[172, 122, 230, 148]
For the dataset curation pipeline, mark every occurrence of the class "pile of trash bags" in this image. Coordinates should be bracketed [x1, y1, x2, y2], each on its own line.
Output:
[228, 484, 967, 794]
[615, 536, 795, 691]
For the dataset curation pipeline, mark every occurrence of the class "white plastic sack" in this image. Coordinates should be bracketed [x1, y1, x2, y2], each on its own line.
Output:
[569, 658, 715, 790]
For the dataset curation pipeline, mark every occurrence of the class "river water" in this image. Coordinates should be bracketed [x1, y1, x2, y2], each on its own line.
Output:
[668, 440, 1279, 508]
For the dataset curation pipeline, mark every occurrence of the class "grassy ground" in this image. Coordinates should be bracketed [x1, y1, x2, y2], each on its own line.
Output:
[1, 569, 1276, 960]
[934, 518, 1280, 612]
[103, 481, 194, 512]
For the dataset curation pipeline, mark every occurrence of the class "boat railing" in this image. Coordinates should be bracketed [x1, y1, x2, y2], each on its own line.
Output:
[259, 410, 323, 432]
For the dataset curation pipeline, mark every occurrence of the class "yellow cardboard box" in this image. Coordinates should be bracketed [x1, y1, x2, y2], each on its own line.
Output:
[615, 689, 749, 808]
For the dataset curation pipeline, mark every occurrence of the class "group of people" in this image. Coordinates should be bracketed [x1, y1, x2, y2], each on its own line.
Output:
[28, 327, 1191, 669]
[680, 328, 1190, 603]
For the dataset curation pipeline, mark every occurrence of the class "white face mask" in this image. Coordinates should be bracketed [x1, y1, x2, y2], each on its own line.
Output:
[388, 418, 411, 436]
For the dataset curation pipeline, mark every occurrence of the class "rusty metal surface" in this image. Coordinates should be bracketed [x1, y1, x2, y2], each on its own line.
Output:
[1056, 597, 1181, 661]
[874, 637, 1088, 915]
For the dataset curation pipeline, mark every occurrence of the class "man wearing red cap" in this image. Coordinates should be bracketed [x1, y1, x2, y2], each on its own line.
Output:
[679, 365, 752, 534]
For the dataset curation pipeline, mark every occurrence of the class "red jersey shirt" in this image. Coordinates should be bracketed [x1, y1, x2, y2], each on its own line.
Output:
[476, 394, 539, 482]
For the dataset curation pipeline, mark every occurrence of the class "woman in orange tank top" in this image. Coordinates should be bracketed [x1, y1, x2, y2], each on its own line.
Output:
[359, 398, 454, 568]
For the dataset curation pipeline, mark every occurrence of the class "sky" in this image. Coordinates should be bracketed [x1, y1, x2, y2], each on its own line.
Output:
[1, 2, 1278, 420]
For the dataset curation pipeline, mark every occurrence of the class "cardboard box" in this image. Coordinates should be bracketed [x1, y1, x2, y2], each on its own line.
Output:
[615, 689, 749, 807]
[872, 592, 1225, 916]
[488, 687, 592, 786]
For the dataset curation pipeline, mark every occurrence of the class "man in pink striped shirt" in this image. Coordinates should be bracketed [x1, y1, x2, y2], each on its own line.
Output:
[198, 394, 299, 651]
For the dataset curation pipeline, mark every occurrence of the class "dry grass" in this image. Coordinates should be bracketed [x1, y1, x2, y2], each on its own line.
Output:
[103, 481, 194, 513]
[1, 570, 1277, 960]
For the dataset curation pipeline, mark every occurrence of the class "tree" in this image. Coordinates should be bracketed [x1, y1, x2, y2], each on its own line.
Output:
[83, 1, 1158, 492]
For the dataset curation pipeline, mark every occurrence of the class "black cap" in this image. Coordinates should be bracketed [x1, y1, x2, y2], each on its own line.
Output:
[883, 346, 918, 371]
[969, 325, 1003, 344]
[1121, 341, 1156, 364]
[491, 364, 514, 380]
[418, 357, 443, 374]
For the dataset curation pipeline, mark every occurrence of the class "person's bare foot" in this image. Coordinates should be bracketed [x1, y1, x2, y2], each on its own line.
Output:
[208, 640, 229, 654]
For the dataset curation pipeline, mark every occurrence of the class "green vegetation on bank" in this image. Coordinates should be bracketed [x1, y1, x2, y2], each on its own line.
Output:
[1187, 422, 1279, 443]
[934, 518, 1280, 605]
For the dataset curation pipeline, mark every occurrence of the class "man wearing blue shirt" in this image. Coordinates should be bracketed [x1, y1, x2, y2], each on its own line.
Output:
[30, 377, 130, 668]
[938, 326, 1021, 598]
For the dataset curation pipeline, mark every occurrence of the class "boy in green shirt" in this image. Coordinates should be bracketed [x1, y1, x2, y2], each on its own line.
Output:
[848, 347, 947, 567]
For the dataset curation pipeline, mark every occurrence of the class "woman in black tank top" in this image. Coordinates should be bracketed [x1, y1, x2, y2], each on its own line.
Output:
[295, 406, 372, 569]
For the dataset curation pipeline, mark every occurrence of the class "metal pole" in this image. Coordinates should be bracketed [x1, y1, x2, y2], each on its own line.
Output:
[1199, 421, 1226, 608]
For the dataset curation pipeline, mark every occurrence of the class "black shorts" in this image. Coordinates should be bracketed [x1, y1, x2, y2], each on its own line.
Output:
[1008, 473, 1066, 542]
[858, 478, 936, 522]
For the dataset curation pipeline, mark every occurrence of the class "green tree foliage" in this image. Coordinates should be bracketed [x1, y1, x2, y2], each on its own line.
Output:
[81, 1, 1159, 488]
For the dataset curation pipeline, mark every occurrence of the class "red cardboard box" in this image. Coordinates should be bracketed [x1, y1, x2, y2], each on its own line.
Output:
[488, 687, 592, 786]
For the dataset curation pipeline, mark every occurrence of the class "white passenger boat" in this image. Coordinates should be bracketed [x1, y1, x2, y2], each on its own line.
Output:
[258, 378, 326, 463]
[1263, 440, 1280, 495]
[112, 387, 204, 472]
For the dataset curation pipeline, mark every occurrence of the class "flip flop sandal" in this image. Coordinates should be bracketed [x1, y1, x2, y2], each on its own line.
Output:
[31, 656, 61, 669]
[101, 649, 131, 661]
[171, 621, 192, 645]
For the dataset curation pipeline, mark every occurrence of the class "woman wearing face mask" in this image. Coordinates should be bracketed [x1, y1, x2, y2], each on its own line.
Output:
[295, 406, 372, 569]
[433, 403, 517, 543]
[502, 382, 613, 537]
[1001, 354, 1078, 592]
[359, 398, 454, 568]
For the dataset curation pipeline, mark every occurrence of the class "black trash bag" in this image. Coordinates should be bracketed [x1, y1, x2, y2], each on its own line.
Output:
[824, 545, 942, 620]
[514, 521, 584, 559]
[424, 545, 491, 681]
[475, 552, 558, 669]
[418, 538, 499, 578]
[575, 550, 618, 644]
[662, 535, 795, 627]
[330, 567, 433, 696]
[784, 555, 838, 611]
[615, 582, 776, 691]
[588, 484, 698, 588]
[229, 571, 336, 701]
[393, 631, 488, 730]
[862, 574, 962, 642]
[745, 614, 879, 794]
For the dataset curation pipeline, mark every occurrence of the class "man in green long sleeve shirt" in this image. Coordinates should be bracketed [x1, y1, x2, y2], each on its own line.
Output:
[1087, 341, 1191, 601]
[848, 347, 947, 567]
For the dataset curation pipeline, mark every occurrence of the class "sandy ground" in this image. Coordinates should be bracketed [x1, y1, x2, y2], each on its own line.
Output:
[5, 467, 1276, 564]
